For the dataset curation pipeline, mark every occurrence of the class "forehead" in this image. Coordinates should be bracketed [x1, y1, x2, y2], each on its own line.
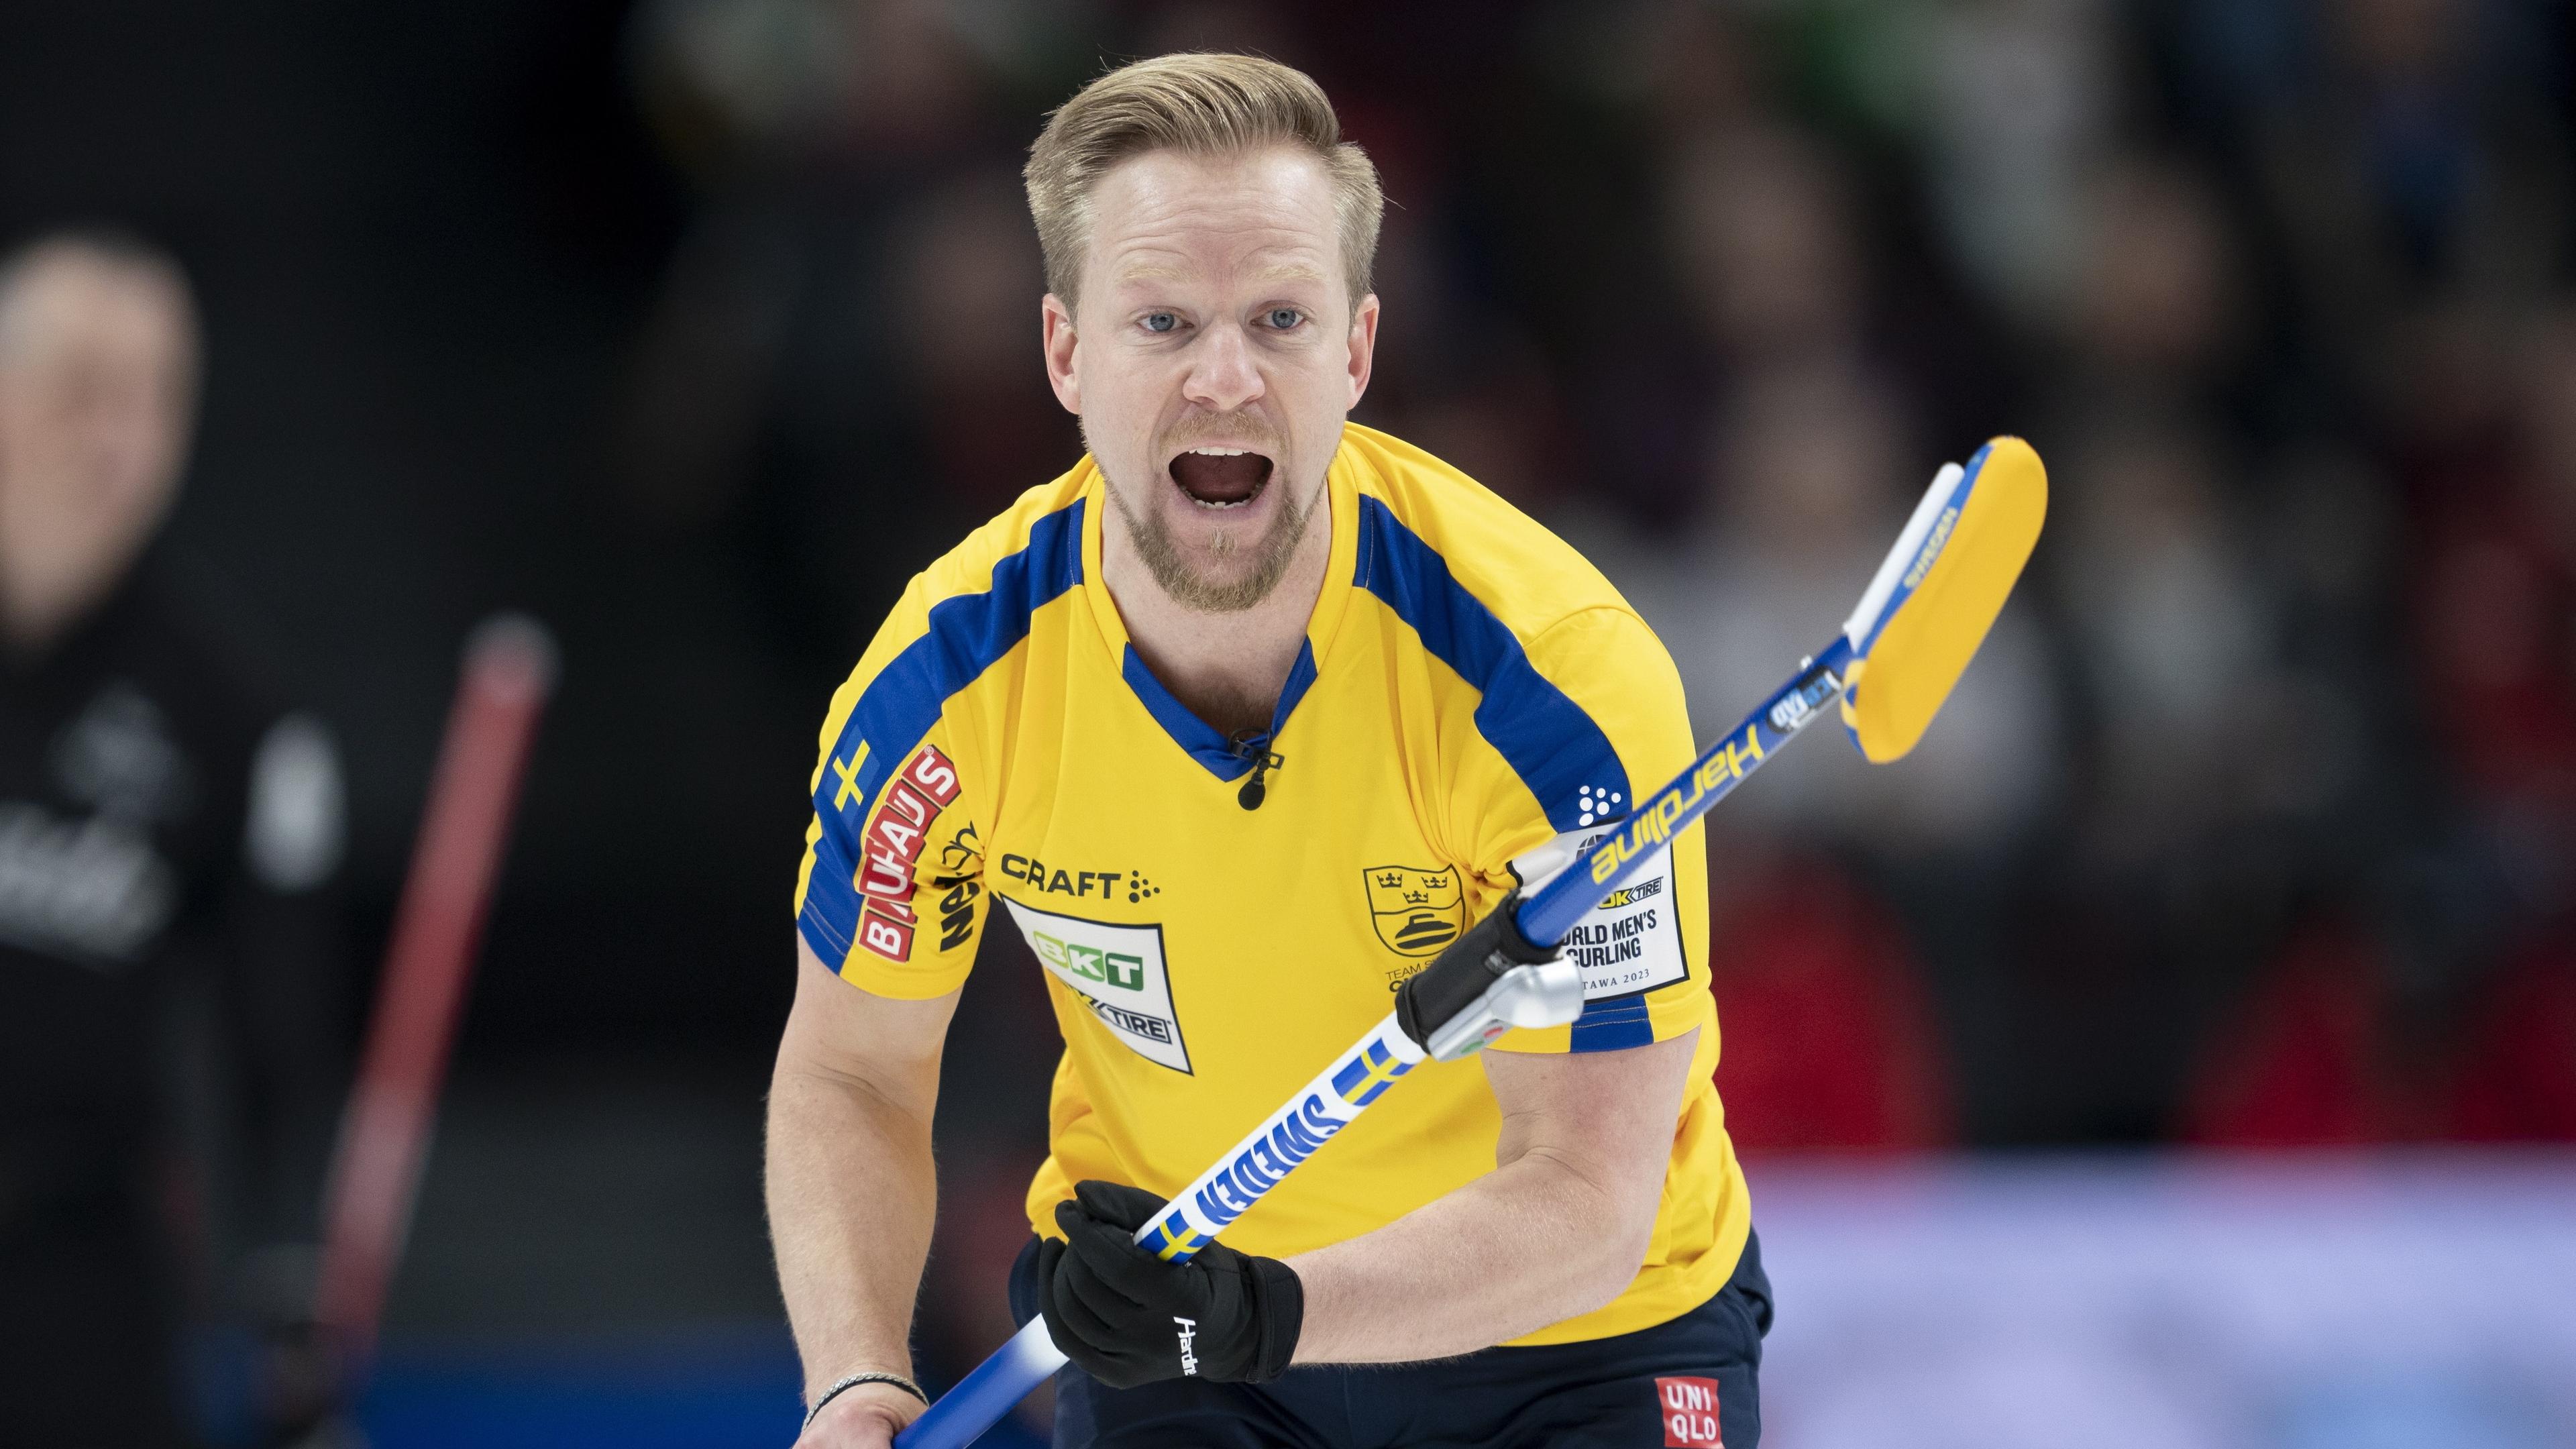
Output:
[1084, 145, 1340, 293]
[1, 260, 191, 368]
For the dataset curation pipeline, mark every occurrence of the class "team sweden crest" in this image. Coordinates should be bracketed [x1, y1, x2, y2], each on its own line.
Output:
[1362, 865, 1464, 957]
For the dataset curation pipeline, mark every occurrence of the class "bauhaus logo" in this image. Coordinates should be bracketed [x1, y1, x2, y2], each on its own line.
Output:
[851, 743, 962, 963]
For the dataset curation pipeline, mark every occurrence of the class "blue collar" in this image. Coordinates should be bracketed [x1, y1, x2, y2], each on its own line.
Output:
[1120, 641, 1319, 780]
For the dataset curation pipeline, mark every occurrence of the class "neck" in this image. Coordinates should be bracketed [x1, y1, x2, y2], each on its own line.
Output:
[1102, 482, 1333, 739]
[0, 570, 92, 659]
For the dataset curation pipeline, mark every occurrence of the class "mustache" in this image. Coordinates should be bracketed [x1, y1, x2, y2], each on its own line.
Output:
[1157, 412, 1283, 455]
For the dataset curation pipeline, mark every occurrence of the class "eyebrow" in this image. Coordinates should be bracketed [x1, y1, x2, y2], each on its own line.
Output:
[1250, 261, 1328, 283]
[1111, 260, 1330, 287]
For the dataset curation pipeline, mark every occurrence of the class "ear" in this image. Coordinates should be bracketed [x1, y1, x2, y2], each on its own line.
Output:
[1041, 293, 1081, 414]
[1344, 292, 1381, 410]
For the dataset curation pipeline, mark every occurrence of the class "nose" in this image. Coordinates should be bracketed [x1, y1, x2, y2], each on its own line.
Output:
[1181, 321, 1265, 415]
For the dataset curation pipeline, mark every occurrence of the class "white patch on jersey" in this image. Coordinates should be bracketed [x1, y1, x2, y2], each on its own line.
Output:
[0, 804, 176, 966]
[246, 714, 345, 893]
[1512, 829, 1688, 1000]
[52, 682, 191, 822]
[1004, 898, 1192, 1074]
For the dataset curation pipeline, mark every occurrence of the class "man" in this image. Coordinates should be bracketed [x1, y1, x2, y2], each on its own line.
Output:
[0, 233, 347, 1446]
[770, 55, 1769, 1449]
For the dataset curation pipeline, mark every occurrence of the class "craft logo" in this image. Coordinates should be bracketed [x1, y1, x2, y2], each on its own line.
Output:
[853, 744, 961, 962]
[1362, 865, 1463, 957]
[1657, 1377, 1724, 1448]
[1000, 853, 1159, 904]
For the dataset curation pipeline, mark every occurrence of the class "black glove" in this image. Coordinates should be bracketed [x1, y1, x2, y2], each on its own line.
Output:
[1036, 1180, 1303, 1389]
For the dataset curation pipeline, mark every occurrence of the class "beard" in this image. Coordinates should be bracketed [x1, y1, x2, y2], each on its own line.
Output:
[1095, 426, 1321, 614]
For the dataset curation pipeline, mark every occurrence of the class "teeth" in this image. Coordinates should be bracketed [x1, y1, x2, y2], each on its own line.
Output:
[1186, 447, 1248, 457]
[1191, 496, 1252, 508]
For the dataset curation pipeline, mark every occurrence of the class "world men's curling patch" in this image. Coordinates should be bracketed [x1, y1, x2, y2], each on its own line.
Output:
[1513, 828, 1688, 1001]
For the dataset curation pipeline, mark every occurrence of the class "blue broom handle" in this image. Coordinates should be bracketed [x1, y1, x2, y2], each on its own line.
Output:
[894, 632, 1858, 1448]
[894, 1013, 1426, 1448]
[1515, 633, 1854, 948]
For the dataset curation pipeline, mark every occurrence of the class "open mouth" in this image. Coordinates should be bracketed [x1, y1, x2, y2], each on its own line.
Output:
[1167, 447, 1276, 509]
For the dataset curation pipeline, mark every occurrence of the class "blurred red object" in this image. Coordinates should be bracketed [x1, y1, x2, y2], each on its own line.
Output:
[2414, 515, 2576, 809]
[1709, 856, 1953, 1152]
[316, 619, 555, 1371]
[2184, 920, 2576, 1145]
[2451, 943, 2576, 1140]
[2182, 920, 2404, 1146]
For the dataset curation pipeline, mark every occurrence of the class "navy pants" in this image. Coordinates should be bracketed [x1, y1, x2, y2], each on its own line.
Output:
[1007, 1230, 1771, 1448]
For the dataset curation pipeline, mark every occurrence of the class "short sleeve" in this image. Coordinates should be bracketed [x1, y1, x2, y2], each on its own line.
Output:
[1470, 607, 1710, 1054]
[794, 608, 991, 1000]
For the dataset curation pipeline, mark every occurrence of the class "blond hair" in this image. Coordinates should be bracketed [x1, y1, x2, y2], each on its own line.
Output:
[1024, 53, 1384, 309]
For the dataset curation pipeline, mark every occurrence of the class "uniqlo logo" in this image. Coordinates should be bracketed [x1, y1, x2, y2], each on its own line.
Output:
[1657, 1376, 1724, 1448]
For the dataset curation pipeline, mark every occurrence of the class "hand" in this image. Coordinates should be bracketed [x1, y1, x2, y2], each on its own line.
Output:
[1036, 1180, 1303, 1389]
[792, 1381, 922, 1449]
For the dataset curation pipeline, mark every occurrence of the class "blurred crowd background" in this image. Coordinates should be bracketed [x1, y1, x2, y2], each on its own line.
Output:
[6, 0, 2576, 1446]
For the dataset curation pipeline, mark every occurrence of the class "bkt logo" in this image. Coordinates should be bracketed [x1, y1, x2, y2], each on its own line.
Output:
[1597, 877, 1664, 910]
[1030, 928, 1144, 991]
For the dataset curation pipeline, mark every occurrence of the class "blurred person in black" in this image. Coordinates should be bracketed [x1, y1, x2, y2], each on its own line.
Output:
[0, 233, 346, 1447]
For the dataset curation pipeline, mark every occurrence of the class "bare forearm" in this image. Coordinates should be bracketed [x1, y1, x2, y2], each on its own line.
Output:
[766, 1059, 937, 1394]
[1284, 1147, 1648, 1363]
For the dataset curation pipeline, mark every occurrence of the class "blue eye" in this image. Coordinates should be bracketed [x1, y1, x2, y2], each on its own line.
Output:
[1142, 312, 1178, 333]
[1267, 308, 1303, 330]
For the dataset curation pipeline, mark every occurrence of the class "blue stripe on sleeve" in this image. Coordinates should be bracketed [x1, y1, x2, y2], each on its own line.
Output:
[799, 499, 1087, 961]
[800, 826, 863, 961]
[1568, 994, 1656, 1053]
[1352, 495, 1628, 830]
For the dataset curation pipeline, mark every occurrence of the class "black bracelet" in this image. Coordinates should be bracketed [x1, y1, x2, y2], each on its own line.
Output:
[805, 1371, 929, 1429]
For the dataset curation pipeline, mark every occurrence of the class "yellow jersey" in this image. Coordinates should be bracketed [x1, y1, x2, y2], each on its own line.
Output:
[794, 423, 1748, 1345]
